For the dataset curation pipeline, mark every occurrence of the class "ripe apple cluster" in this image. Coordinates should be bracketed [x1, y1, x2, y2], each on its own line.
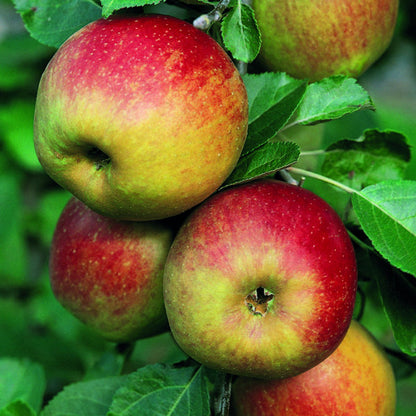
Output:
[33, 9, 391, 412]
[40, 13, 249, 342]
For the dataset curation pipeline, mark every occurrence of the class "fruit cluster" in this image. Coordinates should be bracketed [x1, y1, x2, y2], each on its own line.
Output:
[33, 10, 397, 415]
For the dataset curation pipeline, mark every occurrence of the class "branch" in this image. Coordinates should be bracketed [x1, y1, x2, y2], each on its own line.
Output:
[212, 372, 233, 416]
[287, 167, 357, 194]
[193, 0, 230, 31]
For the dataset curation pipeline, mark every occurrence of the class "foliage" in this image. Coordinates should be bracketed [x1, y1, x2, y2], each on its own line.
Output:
[1, 0, 415, 414]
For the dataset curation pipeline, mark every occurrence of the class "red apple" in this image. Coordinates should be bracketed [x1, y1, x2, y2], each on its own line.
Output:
[49, 197, 174, 342]
[163, 179, 357, 379]
[34, 14, 248, 221]
[231, 320, 396, 415]
[253, 0, 399, 81]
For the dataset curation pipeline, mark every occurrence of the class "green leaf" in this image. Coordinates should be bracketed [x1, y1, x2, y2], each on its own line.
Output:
[41, 376, 128, 416]
[0, 358, 46, 415]
[243, 72, 306, 124]
[12, 0, 102, 48]
[290, 76, 374, 127]
[242, 73, 307, 155]
[352, 180, 416, 277]
[0, 401, 36, 416]
[243, 85, 307, 156]
[223, 141, 300, 188]
[221, 0, 261, 63]
[101, 0, 162, 18]
[108, 363, 211, 416]
[377, 265, 416, 356]
[321, 129, 411, 190]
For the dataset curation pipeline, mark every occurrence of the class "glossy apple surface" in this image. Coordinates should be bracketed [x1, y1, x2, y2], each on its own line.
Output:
[231, 320, 396, 415]
[163, 179, 357, 379]
[49, 197, 174, 342]
[253, 0, 399, 81]
[34, 14, 248, 221]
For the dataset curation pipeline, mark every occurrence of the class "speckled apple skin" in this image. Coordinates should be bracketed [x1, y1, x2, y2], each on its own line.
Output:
[231, 320, 396, 415]
[50, 197, 174, 342]
[253, 0, 399, 81]
[34, 15, 248, 221]
[163, 179, 357, 379]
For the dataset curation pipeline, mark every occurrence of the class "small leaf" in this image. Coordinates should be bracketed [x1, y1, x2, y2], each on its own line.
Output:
[41, 376, 128, 416]
[101, 0, 162, 18]
[321, 129, 411, 190]
[221, 0, 261, 63]
[108, 363, 210, 416]
[12, 0, 102, 48]
[290, 76, 374, 127]
[223, 141, 300, 188]
[0, 358, 46, 415]
[352, 180, 416, 277]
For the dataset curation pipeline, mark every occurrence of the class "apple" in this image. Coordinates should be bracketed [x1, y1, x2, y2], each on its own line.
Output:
[163, 179, 357, 379]
[34, 14, 248, 221]
[231, 320, 396, 415]
[49, 197, 175, 342]
[252, 0, 399, 81]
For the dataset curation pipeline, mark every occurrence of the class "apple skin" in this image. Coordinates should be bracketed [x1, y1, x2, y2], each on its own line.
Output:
[163, 179, 357, 379]
[34, 14, 248, 221]
[252, 0, 399, 81]
[231, 320, 396, 416]
[49, 197, 175, 342]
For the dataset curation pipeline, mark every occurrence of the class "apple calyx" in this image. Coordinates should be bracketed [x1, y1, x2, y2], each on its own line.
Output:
[86, 146, 111, 171]
[245, 287, 274, 317]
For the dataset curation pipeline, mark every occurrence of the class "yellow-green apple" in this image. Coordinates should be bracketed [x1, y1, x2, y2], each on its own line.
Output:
[231, 320, 396, 415]
[253, 0, 399, 81]
[49, 197, 174, 342]
[163, 179, 357, 379]
[34, 14, 248, 221]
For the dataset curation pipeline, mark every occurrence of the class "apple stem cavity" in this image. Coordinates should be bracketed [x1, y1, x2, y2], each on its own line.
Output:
[86, 146, 111, 170]
[245, 287, 274, 317]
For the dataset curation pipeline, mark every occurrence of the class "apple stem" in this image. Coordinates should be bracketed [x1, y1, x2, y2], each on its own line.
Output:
[279, 168, 302, 186]
[287, 166, 357, 194]
[193, 0, 230, 31]
[237, 60, 248, 75]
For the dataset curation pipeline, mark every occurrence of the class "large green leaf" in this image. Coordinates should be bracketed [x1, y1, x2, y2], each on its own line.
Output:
[289, 76, 374, 127]
[352, 180, 416, 277]
[41, 376, 128, 416]
[12, 0, 102, 48]
[242, 73, 307, 155]
[223, 141, 300, 188]
[377, 265, 416, 356]
[108, 363, 210, 416]
[101, 0, 162, 18]
[242, 84, 307, 156]
[243, 72, 306, 124]
[321, 129, 411, 190]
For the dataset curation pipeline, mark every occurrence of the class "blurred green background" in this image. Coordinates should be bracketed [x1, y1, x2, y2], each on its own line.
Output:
[0, 0, 415, 413]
